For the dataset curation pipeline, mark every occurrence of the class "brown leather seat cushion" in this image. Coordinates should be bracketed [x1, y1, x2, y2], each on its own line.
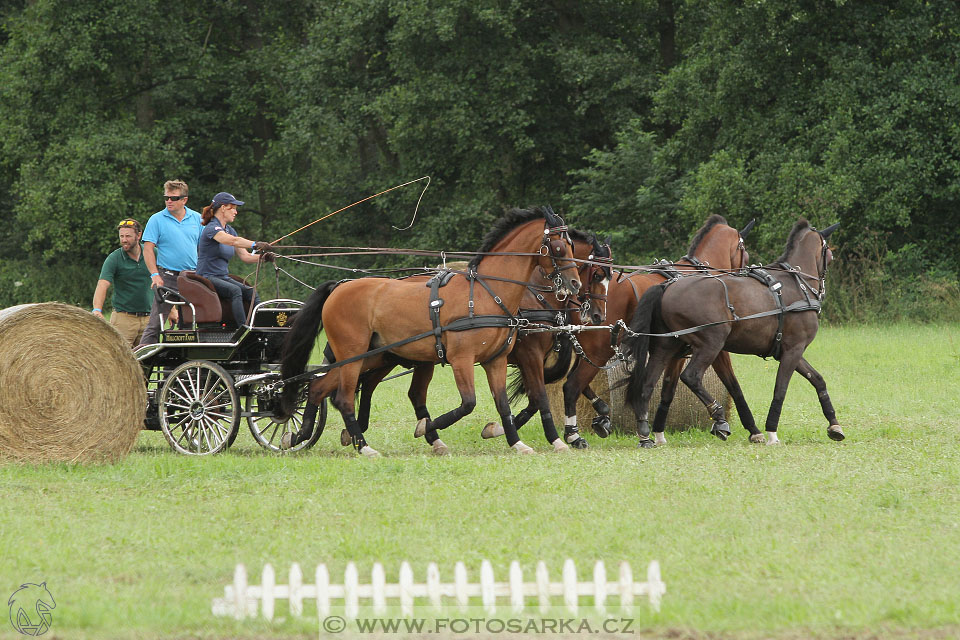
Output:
[177, 272, 222, 324]
[176, 272, 252, 326]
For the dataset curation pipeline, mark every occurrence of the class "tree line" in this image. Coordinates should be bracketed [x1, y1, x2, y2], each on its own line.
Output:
[1, 0, 957, 322]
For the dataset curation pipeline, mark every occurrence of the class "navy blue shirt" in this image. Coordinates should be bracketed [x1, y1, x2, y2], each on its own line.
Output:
[197, 220, 237, 277]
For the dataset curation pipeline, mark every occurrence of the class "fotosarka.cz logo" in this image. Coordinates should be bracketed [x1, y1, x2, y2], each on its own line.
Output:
[8, 582, 56, 636]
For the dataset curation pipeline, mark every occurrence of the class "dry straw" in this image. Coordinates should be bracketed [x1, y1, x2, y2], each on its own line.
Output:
[0, 303, 145, 463]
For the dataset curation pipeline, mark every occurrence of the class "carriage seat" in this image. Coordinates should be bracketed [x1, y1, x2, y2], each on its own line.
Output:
[176, 271, 251, 327]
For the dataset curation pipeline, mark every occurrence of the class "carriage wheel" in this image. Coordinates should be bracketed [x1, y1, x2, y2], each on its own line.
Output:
[159, 360, 240, 455]
[245, 390, 326, 453]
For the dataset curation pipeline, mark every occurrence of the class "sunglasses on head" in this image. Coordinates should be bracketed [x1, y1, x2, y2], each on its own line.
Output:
[117, 219, 140, 231]
[164, 195, 187, 201]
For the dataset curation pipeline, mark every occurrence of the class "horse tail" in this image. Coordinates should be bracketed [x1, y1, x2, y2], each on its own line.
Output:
[542, 335, 574, 385]
[279, 280, 338, 415]
[507, 367, 528, 405]
[624, 284, 666, 418]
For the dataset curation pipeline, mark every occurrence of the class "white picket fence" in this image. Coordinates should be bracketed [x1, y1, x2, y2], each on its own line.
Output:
[212, 559, 664, 620]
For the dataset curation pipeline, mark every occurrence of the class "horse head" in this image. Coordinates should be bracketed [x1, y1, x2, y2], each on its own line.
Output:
[779, 219, 839, 295]
[576, 233, 612, 324]
[539, 206, 581, 300]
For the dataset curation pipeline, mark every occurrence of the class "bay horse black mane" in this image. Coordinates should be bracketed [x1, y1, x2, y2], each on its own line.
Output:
[468, 206, 556, 270]
[776, 218, 813, 264]
[685, 214, 728, 256]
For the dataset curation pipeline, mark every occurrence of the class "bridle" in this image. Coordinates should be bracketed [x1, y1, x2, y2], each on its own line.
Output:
[575, 246, 613, 323]
[538, 221, 579, 301]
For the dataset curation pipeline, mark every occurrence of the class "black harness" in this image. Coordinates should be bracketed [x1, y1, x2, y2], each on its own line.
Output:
[621, 239, 829, 360]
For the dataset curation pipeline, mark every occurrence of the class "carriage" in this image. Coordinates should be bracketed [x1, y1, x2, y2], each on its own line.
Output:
[134, 270, 326, 456]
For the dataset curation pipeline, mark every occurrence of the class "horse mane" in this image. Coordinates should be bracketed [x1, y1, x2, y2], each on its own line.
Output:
[776, 218, 812, 263]
[686, 214, 729, 256]
[468, 206, 550, 269]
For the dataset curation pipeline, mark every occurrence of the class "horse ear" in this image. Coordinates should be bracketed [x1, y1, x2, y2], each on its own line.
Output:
[739, 218, 756, 238]
[820, 222, 840, 238]
[542, 205, 557, 225]
[604, 234, 612, 246]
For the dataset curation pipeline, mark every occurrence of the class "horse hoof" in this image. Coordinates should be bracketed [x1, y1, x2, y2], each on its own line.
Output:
[340, 429, 351, 447]
[281, 433, 293, 450]
[711, 421, 731, 441]
[749, 433, 766, 444]
[512, 441, 535, 455]
[432, 439, 449, 456]
[481, 422, 504, 439]
[359, 445, 381, 458]
[654, 433, 667, 446]
[765, 432, 781, 445]
[567, 436, 589, 450]
[551, 438, 569, 453]
[591, 415, 612, 438]
[637, 438, 655, 449]
[827, 425, 845, 441]
[414, 417, 428, 438]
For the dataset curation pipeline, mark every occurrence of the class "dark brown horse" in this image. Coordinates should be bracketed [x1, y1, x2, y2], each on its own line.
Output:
[278, 206, 581, 456]
[624, 219, 842, 445]
[347, 229, 611, 455]
[557, 215, 758, 447]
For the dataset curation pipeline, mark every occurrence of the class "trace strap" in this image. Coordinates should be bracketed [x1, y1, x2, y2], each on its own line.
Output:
[619, 263, 823, 361]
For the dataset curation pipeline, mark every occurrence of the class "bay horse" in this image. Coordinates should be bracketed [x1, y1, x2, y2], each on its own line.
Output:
[624, 219, 842, 445]
[554, 215, 759, 447]
[343, 229, 611, 455]
[278, 206, 581, 456]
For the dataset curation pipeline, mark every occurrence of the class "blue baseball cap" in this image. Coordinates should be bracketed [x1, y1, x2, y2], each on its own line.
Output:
[212, 192, 244, 207]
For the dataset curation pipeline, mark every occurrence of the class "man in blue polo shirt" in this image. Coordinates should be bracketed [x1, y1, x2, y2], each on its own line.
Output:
[138, 178, 203, 346]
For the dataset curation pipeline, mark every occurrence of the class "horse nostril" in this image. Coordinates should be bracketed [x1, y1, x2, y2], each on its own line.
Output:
[571, 279, 581, 291]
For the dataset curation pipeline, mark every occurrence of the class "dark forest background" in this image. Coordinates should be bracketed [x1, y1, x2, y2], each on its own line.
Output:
[1, 0, 958, 322]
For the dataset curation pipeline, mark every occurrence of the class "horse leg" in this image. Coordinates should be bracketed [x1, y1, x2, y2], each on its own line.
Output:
[561, 360, 599, 448]
[407, 365, 449, 455]
[482, 356, 534, 454]
[762, 346, 806, 445]
[282, 374, 335, 450]
[513, 400, 539, 429]
[415, 357, 477, 447]
[515, 346, 567, 452]
[710, 351, 763, 443]
[677, 345, 731, 441]
[330, 363, 379, 457]
[650, 357, 684, 445]
[582, 385, 612, 439]
[795, 357, 844, 441]
[348, 366, 392, 446]
[633, 343, 674, 448]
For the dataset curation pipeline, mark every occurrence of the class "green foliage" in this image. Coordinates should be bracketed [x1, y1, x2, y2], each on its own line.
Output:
[0, 0, 956, 319]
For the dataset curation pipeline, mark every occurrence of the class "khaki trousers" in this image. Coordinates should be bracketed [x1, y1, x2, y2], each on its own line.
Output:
[110, 311, 149, 348]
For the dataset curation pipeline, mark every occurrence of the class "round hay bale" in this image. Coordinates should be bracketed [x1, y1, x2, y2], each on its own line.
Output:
[0, 303, 145, 463]
[546, 357, 730, 435]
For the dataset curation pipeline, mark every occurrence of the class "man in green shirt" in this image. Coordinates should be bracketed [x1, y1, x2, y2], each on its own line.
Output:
[92, 218, 154, 347]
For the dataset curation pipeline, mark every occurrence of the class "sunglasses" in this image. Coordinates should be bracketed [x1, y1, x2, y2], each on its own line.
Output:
[117, 219, 140, 229]
[164, 195, 187, 201]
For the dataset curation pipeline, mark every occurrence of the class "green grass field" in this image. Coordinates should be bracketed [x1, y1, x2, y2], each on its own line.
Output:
[2, 324, 959, 639]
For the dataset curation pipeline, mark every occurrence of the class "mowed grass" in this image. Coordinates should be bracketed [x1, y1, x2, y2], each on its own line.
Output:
[1, 324, 959, 639]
